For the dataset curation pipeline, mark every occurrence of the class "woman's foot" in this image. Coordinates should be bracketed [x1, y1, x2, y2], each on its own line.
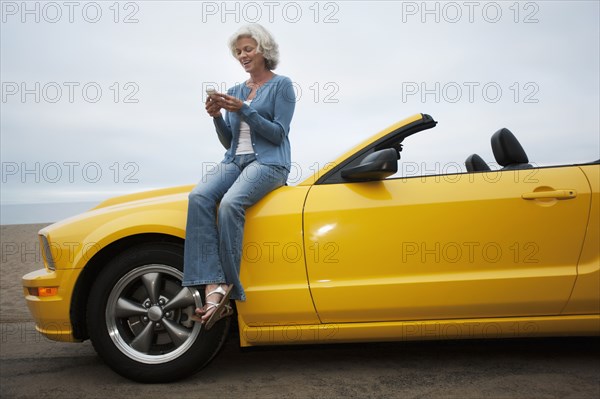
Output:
[191, 284, 234, 329]
[200, 284, 224, 320]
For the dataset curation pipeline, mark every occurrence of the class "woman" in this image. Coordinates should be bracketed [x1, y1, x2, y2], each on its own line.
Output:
[182, 24, 296, 329]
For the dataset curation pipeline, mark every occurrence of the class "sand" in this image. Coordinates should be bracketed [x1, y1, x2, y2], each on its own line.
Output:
[1, 223, 51, 322]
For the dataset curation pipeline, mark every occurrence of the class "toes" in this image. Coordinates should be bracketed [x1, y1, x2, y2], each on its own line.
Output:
[200, 305, 216, 320]
[200, 310, 213, 322]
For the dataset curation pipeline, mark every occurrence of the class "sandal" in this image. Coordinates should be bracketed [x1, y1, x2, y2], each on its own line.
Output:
[205, 303, 234, 330]
[191, 285, 234, 329]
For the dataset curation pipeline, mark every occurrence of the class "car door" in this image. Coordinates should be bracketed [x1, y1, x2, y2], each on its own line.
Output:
[303, 165, 591, 323]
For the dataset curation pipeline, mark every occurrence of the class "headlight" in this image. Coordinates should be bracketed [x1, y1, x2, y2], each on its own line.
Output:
[39, 234, 56, 271]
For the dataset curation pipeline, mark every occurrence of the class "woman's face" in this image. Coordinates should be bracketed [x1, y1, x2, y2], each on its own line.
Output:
[235, 37, 267, 74]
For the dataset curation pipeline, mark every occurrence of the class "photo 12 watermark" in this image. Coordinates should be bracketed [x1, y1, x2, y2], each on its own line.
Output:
[200, 1, 340, 24]
[396, 320, 540, 340]
[1, 82, 140, 104]
[400, 241, 540, 264]
[400, 1, 540, 24]
[202, 81, 340, 105]
[241, 322, 340, 343]
[1, 161, 141, 184]
[398, 161, 540, 184]
[1, 1, 140, 24]
[202, 240, 340, 264]
[1, 239, 101, 265]
[198, 160, 338, 185]
[401, 81, 540, 104]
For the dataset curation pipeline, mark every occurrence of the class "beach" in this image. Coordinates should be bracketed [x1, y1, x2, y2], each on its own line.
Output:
[0, 223, 50, 323]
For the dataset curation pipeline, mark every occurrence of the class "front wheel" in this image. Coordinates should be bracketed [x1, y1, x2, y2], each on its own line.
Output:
[87, 242, 231, 383]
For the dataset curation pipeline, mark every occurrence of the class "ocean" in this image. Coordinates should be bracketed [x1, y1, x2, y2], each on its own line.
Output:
[0, 201, 101, 225]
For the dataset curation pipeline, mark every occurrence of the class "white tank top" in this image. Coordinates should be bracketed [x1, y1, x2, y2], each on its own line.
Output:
[236, 100, 254, 155]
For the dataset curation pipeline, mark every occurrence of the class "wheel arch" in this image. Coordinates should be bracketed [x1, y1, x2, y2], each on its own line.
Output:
[70, 233, 184, 341]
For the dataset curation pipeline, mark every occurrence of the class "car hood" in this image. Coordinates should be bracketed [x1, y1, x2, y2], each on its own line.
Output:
[91, 185, 195, 211]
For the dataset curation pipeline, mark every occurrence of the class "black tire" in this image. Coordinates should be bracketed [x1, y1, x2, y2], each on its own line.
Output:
[87, 242, 231, 383]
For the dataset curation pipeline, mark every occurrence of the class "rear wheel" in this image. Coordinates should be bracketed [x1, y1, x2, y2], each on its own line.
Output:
[87, 242, 231, 382]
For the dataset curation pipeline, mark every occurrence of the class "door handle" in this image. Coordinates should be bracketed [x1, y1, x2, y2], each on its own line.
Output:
[521, 189, 577, 200]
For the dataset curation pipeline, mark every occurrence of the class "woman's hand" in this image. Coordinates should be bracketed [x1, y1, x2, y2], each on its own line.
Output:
[205, 96, 222, 118]
[211, 93, 244, 112]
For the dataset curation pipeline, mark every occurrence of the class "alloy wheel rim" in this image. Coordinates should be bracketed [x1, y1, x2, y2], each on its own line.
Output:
[105, 264, 202, 364]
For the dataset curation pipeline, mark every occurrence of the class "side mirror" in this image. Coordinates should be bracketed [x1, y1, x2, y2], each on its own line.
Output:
[341, 148, 399, 182]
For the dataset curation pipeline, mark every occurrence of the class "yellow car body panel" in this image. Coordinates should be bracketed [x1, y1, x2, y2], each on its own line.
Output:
[238, 315, 600, 347]
[236, 185, 320, 325]
[303, 166, 592, 323]
[39, 191, 193, 270]
[562, 165, 600, 314]
[90, 185, 195, 210]
[21, 113, 600, 349]
[22, 268, 83, 342]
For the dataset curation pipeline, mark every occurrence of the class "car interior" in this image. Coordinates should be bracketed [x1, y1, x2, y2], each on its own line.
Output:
[465, 128, 533, 172]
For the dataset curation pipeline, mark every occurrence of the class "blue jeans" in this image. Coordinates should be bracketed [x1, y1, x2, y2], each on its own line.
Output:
[182, 154, 288, 301]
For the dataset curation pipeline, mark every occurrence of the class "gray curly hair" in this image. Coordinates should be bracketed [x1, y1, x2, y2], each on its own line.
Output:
[228, 24, 280, 70]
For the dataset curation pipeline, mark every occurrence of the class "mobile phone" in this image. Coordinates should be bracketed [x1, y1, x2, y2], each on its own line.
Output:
[206, 88, 217, 96]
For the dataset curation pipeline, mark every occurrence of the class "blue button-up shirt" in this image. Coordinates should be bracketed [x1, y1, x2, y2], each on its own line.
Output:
[213, 74, 296, 170]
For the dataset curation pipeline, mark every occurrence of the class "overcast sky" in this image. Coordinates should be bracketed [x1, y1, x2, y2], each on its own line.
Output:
[1, 1, 599, 217]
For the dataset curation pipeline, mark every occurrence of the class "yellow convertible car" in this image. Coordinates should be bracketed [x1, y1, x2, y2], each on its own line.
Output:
[22, 114, 599, 382]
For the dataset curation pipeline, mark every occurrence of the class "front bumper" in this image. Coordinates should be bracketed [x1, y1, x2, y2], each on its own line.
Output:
[22, 268, 83, 342]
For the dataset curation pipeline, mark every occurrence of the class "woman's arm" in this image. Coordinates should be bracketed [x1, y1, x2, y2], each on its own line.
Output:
[206, 94, 232, 149]
[239, 77, 296, 145]
[213, 114, 232, 149]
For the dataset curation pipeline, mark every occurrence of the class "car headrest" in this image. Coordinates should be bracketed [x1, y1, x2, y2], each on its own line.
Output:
[465, 154, 491, 172]
[491, 128, 529, 167]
